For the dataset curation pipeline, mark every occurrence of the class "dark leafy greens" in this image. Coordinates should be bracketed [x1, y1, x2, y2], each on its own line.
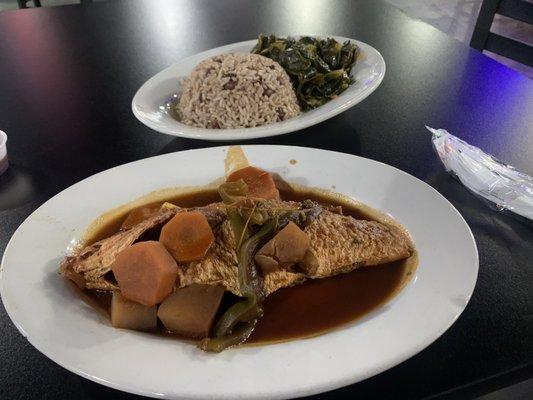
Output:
[252, 34, 359, 110]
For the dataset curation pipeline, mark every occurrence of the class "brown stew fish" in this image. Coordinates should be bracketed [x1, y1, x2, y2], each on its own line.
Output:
[60, 156, 417, 352]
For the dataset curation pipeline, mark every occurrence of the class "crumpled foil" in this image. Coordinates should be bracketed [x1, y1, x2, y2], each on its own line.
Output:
[427, 126, 533, 222]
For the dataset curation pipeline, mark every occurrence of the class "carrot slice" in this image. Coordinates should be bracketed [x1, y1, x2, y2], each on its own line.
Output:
[227, 166, 279, 200]
[111, 241, 179, 307]
[159, 211, 215, 263]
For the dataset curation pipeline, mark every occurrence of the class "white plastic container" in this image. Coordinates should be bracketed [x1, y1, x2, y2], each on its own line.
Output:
[0, 130, 8, 175]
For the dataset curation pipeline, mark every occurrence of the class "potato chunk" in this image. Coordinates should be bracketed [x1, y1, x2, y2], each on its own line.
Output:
[159, 212, 215, 263]
[255, 222, 310, 275]
[157, 284, 225, 338]
[227, 166, 279, 199]
[111, 241, 179, 307]
[111, 291, 157, 330]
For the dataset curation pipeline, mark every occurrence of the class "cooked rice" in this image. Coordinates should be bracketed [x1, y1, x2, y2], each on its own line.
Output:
[176, 53, 301, 129]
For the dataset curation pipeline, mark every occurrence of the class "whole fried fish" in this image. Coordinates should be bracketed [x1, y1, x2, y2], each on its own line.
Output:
[61, 200, 414, 296]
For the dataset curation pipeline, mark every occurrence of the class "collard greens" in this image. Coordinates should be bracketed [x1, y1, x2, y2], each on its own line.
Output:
[252, 34, 359, 110]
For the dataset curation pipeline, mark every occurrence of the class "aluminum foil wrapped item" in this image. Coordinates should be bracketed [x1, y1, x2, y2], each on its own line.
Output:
[427, 126, 533, 222]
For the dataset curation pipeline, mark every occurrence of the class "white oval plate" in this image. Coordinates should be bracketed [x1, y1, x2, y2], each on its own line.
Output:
[132, 37, 385, 141]
[0, 146, 478, 399]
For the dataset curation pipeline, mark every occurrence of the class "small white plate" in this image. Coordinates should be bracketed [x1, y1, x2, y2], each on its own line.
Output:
[0, 146, 478, 399]
[132, 37, 386, 141]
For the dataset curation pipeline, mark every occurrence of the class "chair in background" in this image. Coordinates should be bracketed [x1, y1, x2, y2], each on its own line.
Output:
[17, 1, 93, 9]
[470, 0, 533, 67]
[17, 0, 41, 8]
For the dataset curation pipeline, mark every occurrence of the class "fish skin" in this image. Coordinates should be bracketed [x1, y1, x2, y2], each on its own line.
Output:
[263, 270, 306, 295]
[301, 210, 414, 278]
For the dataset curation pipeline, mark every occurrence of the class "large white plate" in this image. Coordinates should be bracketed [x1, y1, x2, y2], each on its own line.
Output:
[0, 146, 478, 399]
[132, 37, 385, 141]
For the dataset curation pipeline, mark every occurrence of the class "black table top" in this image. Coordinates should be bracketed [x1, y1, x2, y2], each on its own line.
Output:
[1, 0, 532, 399]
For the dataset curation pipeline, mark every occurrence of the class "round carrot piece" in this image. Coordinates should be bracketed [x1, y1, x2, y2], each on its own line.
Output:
[159, 211, 215, 263]
[227, 166, 279, 200]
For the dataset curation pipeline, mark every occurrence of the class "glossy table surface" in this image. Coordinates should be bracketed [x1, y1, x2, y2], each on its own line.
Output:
[0, 0, 532, 399]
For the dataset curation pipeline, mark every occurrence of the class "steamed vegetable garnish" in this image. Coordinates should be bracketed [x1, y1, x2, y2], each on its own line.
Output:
[201, 174, 273, 351]
[218, 179, 249, 204]
[212, 296, 262, 337]
[200, 219, 275, 352]
[199, 322, 257, 353]
[236, 219, 277, 292]
[218, 180, 251, 249]
[228, 211, 250, 251]
[60, 153, 416, 353]
[252, 34, 359, 110]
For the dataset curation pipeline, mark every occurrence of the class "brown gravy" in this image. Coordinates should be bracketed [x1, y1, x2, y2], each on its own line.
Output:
[82, 187, 417, 345]
[249, 260, 410, 343]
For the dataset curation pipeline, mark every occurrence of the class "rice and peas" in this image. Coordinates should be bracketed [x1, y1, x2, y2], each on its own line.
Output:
[176, 53, 301, 129]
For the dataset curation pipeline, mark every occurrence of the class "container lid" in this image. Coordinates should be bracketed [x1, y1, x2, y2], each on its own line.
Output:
[0, 130, 6, 147]
[0, 130, 8, 175]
